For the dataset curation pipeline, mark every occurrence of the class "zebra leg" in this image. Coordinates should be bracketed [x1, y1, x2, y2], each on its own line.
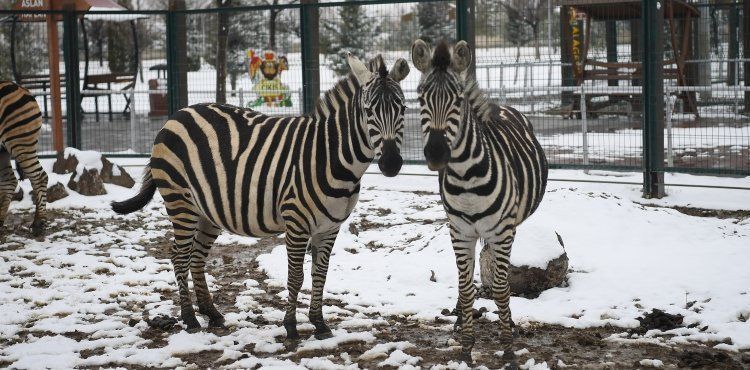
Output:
[308, 229, 338, 340]
[0, 150, 18, 229]
[164, 198, 201, 332]
[13, 150, 47, 237]
[450, 226, 479, 364]
[488, 226, 518, 368]
[283, 229, 310, 341]
[190, 217, 225, 328]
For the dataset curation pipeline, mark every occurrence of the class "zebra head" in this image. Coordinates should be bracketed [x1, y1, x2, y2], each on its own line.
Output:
[347, 54, 410, 177]
[411, 39, 472, 171]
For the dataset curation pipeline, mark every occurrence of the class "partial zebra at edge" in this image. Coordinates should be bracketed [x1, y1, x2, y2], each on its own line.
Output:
[0, 81, 48, 237]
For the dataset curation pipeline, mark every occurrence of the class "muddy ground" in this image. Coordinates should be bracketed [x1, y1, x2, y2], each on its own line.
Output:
[2, 208, 750, 369]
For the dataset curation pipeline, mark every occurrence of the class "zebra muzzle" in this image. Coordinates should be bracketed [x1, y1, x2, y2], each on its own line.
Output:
[378, 140, 402, 177]
[424, 130, 450, 171]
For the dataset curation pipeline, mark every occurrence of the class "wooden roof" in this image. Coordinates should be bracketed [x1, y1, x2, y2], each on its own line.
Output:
[560, 0, 699, 20]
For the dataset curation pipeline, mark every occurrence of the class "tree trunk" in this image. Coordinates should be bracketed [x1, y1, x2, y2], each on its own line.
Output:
[269, 2, 278, 50]
[728, 6, 739, 86]
[533, 24, 540, 60]
[696, 1, 712, 100]
[216, 1, 230, 103]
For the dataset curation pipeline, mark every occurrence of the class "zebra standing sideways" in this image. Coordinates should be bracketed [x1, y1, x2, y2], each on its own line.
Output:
[112, 54, 410, 339]
[411, 40, 548, 366]
[0, 81, 48, 237]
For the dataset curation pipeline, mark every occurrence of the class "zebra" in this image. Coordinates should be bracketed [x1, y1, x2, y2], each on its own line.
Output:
[411, 40, 548, 366]
[112, 54, 410, 340]
[0, 81, 48, 237]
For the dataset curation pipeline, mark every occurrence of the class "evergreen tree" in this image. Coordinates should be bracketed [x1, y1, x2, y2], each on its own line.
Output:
[417, 2, 453, 44]
[322, 1, 375, 76]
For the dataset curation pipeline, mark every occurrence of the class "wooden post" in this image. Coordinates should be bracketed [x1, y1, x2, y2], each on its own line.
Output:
[46, 14, 64, 153]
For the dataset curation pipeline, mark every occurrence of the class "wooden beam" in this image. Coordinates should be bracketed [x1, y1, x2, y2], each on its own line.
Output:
[46, 14, 64, 153]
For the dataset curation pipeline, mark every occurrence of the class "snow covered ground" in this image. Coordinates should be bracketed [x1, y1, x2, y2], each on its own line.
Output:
[1, 160, 749, 369]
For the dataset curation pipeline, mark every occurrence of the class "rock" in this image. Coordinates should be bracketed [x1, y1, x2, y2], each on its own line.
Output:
[100, 160, 135, 188]
[144, 315, 178, 331]
[52, 150, 79, 174]
[12, 188, 23, 201]
[479, 238, 569, 297]
[68, 168, 106, 196]
[54, 148, 135, 194]
[631, 309, 684, 335]
[46, 182, 69, 203]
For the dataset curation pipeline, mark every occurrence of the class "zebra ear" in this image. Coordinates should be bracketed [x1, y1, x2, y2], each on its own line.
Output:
[411, 39, 431, 73]
[347, 53, 373, 86]
[451, 41, 472, 73]
[389, 58, 410, 82]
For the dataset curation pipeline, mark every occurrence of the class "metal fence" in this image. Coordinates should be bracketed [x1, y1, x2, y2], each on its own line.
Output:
[0, 0, 748, 196]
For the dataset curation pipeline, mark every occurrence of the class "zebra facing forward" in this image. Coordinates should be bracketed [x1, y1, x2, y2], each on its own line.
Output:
[0, 81, 48, 237]
[411, 40, 548, 365]
[112, 55, 410, 339]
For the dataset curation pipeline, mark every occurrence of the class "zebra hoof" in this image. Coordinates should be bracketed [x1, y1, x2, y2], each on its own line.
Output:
[182, 314, 201, 333]
[313, 328, 333, 340]
[30, 221, 46, 237]
[208, 317, 225, 328]
[284, 321, 300, 341]
[458, 350, 473, 365]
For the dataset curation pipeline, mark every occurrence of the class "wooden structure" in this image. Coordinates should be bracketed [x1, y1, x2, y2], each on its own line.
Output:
[9, 0, 139, 151]
[561, 0, 700, 114]
[10, 0, 140, 120]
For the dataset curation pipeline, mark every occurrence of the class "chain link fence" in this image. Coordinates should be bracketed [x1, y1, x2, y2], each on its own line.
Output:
[1, 0, 747, 181]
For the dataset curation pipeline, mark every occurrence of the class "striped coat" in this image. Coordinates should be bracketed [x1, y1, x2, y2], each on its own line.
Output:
[113, 55, 409, 339]
[0, 81, 48, 237]
[412, 40, 547, 365]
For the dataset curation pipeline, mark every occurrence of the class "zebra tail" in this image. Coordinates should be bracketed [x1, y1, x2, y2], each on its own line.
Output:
[111, 163, 156, 214]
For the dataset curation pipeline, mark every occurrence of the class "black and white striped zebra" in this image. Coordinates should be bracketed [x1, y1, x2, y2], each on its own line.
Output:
[411, 40, 548, 365]
[112, 55, 410, 339]
[0, 81, 48, 237]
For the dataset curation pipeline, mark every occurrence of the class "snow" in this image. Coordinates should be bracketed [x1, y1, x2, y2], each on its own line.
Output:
[639, 359, 665, 368]
[1, 159, 749, 368]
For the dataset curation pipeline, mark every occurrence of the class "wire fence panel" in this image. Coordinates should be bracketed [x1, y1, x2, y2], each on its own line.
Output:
[0, 0, 747, 177]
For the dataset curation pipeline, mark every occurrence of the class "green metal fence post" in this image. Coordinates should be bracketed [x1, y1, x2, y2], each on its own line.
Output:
[300, 0, 320, 114]
[642, 0, 665, 198]
[455, 0, 476, 75]
[62, 8, 81, 149]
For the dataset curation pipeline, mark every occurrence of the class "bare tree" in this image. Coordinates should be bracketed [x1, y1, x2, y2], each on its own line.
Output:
[216, 0, 232, 103]
[500, 0, 547, 60]
[257, 0, 297, 50]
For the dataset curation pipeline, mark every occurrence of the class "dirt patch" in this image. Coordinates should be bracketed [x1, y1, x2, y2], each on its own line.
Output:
[631, 309, 684, 335]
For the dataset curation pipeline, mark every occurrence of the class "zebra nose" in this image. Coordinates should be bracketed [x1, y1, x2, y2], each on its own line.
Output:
[424, 130, 449, 171]
[378, 140, 402, 177]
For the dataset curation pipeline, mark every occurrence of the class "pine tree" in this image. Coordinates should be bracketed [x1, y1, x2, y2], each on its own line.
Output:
[417, 2, 453, 44]
[322, 1, 375, 76]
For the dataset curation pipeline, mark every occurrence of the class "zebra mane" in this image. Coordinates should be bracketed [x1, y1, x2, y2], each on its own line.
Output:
[312, 74, 360, 117]
[464, 78, 493, 123]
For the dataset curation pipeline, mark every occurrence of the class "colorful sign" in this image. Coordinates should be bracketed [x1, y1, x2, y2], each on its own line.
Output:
[248, 49, 292, 108]
[569, 7, 585, 82]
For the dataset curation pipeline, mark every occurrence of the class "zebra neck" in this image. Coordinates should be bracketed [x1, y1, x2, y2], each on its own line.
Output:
[446, 103, 489, 180]
[312, 76, 375, 178]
